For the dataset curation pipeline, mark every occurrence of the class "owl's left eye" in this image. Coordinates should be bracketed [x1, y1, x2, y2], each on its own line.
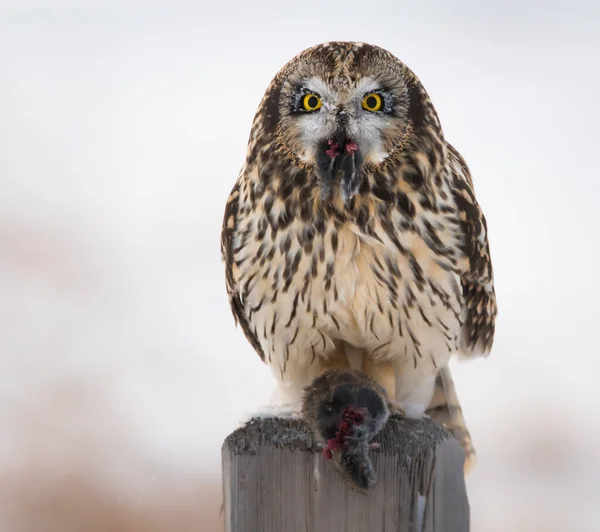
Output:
[302, 93, 322, 112]
[362, 92, 383, 112]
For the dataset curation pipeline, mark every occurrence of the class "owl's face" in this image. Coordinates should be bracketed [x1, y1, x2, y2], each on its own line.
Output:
[284, 75, 407, 167]
[260, 42, 426, 202]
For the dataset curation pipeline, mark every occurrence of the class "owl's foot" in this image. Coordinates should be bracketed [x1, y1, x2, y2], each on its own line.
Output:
[387, 400, 407, 417]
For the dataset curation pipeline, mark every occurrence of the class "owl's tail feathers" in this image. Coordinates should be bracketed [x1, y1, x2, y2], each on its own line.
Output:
[426, 365, 476, 475]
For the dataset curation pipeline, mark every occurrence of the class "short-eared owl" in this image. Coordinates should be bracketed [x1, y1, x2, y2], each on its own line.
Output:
[221, 42, 496, 469]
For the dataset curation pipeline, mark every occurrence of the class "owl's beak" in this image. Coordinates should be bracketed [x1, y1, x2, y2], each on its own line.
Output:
[316, 124, 364, 203]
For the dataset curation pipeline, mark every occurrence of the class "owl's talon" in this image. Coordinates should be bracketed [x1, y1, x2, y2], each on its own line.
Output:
[388, 400, 406, 417]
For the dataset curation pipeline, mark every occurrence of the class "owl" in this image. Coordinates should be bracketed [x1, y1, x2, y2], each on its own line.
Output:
[221, 42, 496, 470]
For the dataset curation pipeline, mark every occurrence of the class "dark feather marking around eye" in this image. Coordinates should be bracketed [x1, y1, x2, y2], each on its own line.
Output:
[290, 87, 322, 114]
[406, 81, 425, 130]
[362, 89, 395, 114]
[382, 92, 396, 114]
[264, 82, 283, 133]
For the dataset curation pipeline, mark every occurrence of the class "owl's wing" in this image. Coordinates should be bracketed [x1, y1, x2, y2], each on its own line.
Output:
[447, 144, 497, 357]
[221, 173, 266, 361]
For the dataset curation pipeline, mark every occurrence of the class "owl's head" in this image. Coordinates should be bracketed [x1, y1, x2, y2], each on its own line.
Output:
[250, 42, 442, 202]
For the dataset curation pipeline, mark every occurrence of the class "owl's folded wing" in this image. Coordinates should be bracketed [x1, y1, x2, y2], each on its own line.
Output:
[221, 175, 266, 362]
[447, 144, 497, 358]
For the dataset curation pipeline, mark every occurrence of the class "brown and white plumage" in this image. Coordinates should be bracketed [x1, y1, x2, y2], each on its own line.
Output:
[221, 42, 496, 469]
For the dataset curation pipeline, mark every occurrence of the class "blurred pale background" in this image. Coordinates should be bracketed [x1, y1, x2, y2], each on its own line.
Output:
[1, 1, 599, 530]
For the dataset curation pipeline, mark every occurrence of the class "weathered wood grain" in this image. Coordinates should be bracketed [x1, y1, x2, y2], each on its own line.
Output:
[222, 415, 469, 532]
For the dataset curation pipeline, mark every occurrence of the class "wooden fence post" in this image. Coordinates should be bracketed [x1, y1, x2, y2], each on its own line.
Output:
[222, 415, 469, 531]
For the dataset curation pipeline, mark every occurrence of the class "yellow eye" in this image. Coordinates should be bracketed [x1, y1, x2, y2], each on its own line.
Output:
[362, 92, 383, 112]
[302, 93, 322, 111]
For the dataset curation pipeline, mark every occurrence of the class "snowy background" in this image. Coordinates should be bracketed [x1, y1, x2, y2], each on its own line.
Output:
[1, 1, 599, 530]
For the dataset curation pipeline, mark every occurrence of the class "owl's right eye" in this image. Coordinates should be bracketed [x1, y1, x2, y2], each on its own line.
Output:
[302, 93, 322, 112]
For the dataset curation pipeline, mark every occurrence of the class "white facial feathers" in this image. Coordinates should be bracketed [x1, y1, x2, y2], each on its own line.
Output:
[295, 76, 390, 164]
